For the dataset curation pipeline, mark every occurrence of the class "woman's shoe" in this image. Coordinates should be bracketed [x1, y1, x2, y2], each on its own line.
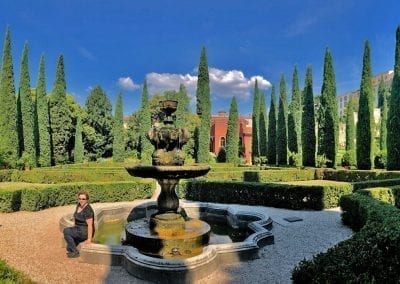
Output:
[66, 251, 80, 258]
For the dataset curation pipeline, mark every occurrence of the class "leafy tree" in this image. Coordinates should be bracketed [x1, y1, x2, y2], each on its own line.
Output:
[113, 92, 125, 162]
[267, 85, 277, 165]
[138, 80, 153, 164]
[302, 66, 316, 167]
[378, 79, 388, 151]
[251, 80, 260, 162]
[0, 27, 18, 167]
[226, 96, 239, 164]
[318, 48, 339, 167]
[277, 74, 288, 165]
[387, 26, 400, 170]
[345, 96, 356, 164]
[49, 55, 73, 164]
[84, 85, 113, 160]
[195, 47, 211, 163]
[74, 116, 84, 163]
[356, 41, 374, 170]
[35, 55, 51, 167]
[259, 91, 268, 157]
[17, 42, 36, 166]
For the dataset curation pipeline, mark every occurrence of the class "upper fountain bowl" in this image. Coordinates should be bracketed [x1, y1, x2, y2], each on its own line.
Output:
[125, 164, 211, 179]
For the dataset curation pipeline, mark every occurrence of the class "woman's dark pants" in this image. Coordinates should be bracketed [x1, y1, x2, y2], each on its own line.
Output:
[63, 226, 87, 253]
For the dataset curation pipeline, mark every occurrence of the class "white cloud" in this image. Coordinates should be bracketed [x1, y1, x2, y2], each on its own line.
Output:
[145, 67, 271, 101]
[117, 77, 141, 91]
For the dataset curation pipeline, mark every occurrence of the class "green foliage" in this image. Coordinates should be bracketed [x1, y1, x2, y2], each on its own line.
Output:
[184, 180, 351, 210]
[195, 47, 211, 163]
[356, 41, 374, 170]
[267, 86, 277, 165]
[0, 259, 34, 283]
[302, 66, 316, 167]
[292, 193, 400, 283]
[216, 147, 226, 162]
[226, 97, 239, 164]
[289, 66, 302, 161]
[84, 85, 113, 160]
[277, 75, 288, 165]
[0, 27, 18, 168]
[345, 96, 356, 163]
[49, 55, 73, 164]
[18, 43, 37, 167]
[112, 92, 125, 162]
[358, 187, 395, 205]
[378, 78, 388, 151]
[35, 55, 51, 167]
[387, 26, 400, 170]
[259, 91, 268, 157]
[139, 80, 153, 164]
[374, 151, 387, 169]
[318, 49, 338, 168]
[251, 80, 260, 162]
[73, 116, 84, 163]
[243, 168, 316, 182]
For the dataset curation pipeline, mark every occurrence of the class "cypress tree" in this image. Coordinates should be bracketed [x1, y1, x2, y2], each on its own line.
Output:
[0, 27, 18, 167]
[49, 55, 73, 164]
[18, 42, 36, 166]
[113, 92, 125, 162]
[277, 74, 288, 165]
[356, 41, 374, 170]
[73, 116, 84, 163]
[195, 47, 211, 163]
[259, 91, 268, 157]
[176, 83, 189, 129]
[318, 48, 339, 167]
[345, 96, 356, 165]
[85, 85, 113, 160]
[387, 26, 400, 170]
[226, 96, 239, 164]
[251, 80, 260, 162]
[267, 86, 277, 165]
[139, 80, 153, 164]
[378, 80, 388, 151]
[35, 55, 51, 167]
[302, 66, 316, 167]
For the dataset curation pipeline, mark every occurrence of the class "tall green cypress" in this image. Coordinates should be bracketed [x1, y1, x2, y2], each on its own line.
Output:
[35, 55, 51, 167]
[251, 80, 260, 162]
[277, 75, 288, 165]
[288, 66, 302, 157]
[139, 80, 153, 164]
[176, 83, 189, 129]
[113, 92, 125, 162]
[318, 48, 339, 167]
[73, 116, 84, 163]
[195, 47, 211, 163]
[387, 26, 400, 170]
[267, 86, 277, 165]
[259, 91, 268, 157]
[18, 42, 36, 166]
[356, 41, 374, 170]
[302, 66, 316, 167]
[0, 27, 18, 167]
[49, 55, 72, 164]
[378, 79, 388, 151]
[345, 96, 356, 165]
[226, 96, 239, 164]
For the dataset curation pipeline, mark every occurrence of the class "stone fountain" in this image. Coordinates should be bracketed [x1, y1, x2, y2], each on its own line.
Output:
[124, 99, 212, 258]
[60, 99, 274, 283]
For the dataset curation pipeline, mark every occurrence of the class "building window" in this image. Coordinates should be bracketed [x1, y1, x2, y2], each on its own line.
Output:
[220, 137, 226, 148]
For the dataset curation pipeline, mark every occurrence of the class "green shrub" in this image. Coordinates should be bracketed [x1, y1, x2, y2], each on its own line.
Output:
[0, 259, 34, 283]
[243, 168, 316, 182]
[358, 187, 395, 205]
[292, 193, 400, 283]
[183, 180, 352, 210]
[0, 170, 13, 182]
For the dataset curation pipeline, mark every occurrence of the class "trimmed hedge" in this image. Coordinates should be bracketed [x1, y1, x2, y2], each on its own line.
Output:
[321, 169, 400, 182]
[0, 180, 154, 212]
[0, 259, 34, 283]
[243, 168, 316, 182]
[292, 193, 400, 282]
[182, 180, 352, 210]
[358, 187, 396, 205]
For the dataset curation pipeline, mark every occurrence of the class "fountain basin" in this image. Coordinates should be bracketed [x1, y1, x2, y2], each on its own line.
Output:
[60, 200, 274, 283]
[125, 164, 211, 179]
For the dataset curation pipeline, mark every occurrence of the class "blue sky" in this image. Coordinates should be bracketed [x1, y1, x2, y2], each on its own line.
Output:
[0, 0, 399, 116]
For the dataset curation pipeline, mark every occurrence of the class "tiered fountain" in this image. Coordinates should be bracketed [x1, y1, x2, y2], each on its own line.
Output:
[124, 99, 212, 258]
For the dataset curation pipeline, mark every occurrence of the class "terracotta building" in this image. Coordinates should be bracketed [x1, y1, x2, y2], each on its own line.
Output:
[210, 111, 252, 164]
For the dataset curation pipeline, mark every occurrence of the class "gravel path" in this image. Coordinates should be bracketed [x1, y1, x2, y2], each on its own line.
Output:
[0, 202, 353, 284]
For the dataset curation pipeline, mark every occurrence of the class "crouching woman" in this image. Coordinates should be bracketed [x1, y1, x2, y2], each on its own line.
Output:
[63, 191, 95, 258]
